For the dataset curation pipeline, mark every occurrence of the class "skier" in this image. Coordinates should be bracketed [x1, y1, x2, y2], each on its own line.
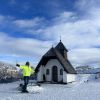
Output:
[16, 62, 34, 93]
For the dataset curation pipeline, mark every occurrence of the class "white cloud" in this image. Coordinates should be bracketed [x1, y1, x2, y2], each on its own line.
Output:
[0, 0, 100, 66]
[14, 17, 44, 29]
[68, 48, 100, 67]
[0, 32, 53, 64]
[75, 0, 95, 11]
[26, 0, 100, 66]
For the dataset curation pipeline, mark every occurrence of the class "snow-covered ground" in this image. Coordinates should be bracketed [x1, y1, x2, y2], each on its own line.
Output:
[0, 74, 100, 100]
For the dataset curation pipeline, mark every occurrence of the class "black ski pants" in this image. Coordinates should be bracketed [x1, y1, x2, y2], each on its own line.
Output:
[23, 76, 29, 91]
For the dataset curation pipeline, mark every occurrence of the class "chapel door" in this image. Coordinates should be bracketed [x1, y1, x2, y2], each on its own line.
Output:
[52, 66, 58, 82]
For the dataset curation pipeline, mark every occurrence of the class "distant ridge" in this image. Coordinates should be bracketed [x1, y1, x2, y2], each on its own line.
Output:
[0, 61, 18, 83]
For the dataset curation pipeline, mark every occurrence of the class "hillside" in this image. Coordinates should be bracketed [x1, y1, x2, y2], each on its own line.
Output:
[0, 61, 19, 83]
[75, 66, 100, 74]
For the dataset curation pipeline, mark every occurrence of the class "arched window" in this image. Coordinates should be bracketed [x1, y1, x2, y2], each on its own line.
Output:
[60, 69, 63, 75]
[46, 69, 49, 75]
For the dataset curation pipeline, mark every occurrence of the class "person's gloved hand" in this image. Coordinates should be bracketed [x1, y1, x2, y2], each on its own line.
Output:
[16, 64, 20, 67]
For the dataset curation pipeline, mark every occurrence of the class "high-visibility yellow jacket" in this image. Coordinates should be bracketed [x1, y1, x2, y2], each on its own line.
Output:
[20, 65, 34, 76]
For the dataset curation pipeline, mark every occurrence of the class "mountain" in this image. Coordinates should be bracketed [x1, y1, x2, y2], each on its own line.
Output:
[75, 65, 92, 74]
[76, 65, 100, 74]
[0, 61, 19, 83]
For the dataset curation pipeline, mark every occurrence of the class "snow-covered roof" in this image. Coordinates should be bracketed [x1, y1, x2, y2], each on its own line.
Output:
[35, 42, 76, 74]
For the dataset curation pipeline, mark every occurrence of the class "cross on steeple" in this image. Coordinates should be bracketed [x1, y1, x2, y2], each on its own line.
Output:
[60, 35, 61, 42]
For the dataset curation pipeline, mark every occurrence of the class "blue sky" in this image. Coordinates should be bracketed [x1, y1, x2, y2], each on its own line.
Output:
[0, 0, 100, 67]
[0, 0, 76, 19]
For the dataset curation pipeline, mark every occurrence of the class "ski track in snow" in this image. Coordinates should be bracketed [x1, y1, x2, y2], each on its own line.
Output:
[0, 75, 100, 100]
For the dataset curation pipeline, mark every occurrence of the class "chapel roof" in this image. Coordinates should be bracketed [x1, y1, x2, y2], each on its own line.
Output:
[35, 41, 76, 74]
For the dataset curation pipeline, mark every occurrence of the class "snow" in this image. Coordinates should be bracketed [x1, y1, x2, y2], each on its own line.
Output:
[27, 85, 42, 93]
[0, 75, 100, 100]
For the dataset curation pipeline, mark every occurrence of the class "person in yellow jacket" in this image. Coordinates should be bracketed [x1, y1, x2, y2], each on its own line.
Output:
[16, 62, 34, 93]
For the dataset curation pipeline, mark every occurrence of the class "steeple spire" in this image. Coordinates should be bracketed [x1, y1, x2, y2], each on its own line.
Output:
[52, 44, 53, 48]
[60, 35, 61, 42]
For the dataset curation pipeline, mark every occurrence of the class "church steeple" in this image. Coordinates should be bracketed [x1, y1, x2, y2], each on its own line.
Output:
[55, 41, 68, 59]
[55, 41, 68, 52]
